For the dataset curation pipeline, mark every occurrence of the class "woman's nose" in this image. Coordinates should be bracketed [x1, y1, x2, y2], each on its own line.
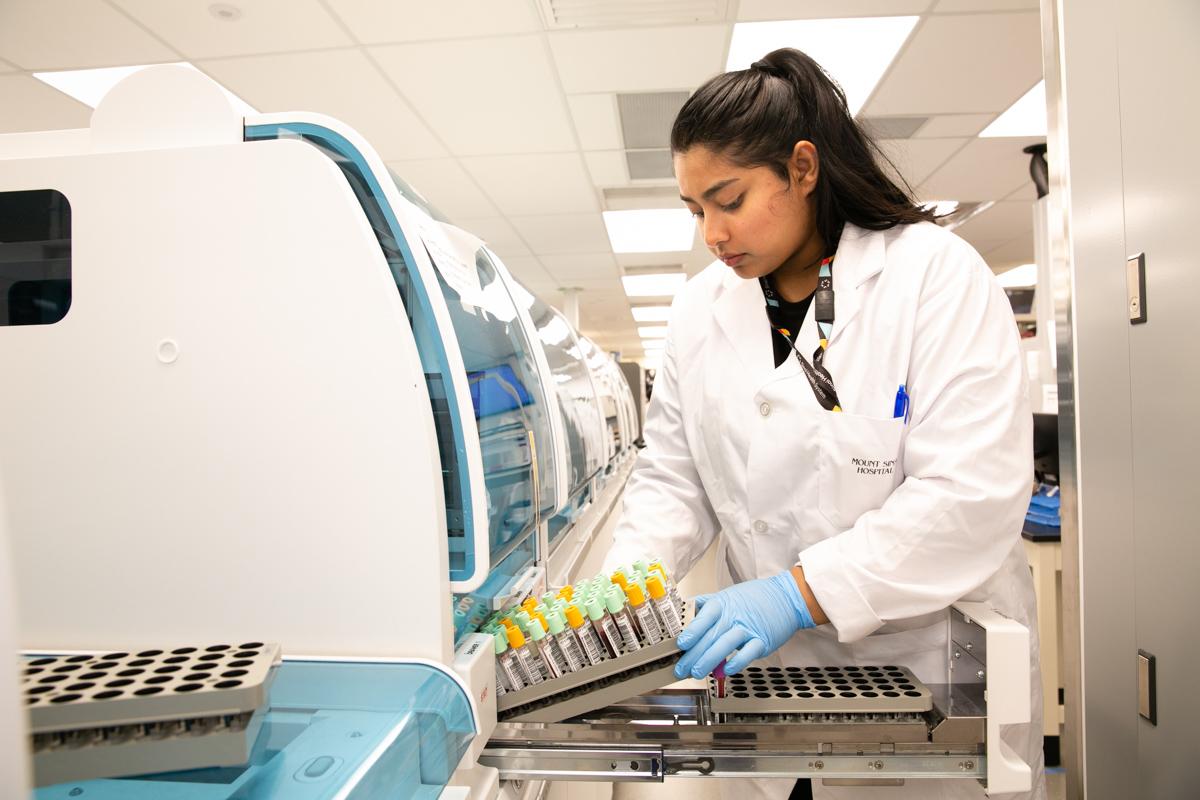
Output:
[702, 217, 728, 249]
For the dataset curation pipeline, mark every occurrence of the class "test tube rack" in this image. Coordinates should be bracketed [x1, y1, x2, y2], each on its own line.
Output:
[707, 664, 933, 715]
[22, 642, 280, 786]
[497, 636, 683, 723]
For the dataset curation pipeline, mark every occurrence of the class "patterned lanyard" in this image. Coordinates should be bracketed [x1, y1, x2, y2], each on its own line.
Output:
[759, 255, 842, 412]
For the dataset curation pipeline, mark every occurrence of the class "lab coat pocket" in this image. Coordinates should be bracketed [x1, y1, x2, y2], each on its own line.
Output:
[817, 412, 904, 530]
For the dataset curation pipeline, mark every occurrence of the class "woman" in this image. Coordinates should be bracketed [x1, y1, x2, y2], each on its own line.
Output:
[604, 48, 1045, 799]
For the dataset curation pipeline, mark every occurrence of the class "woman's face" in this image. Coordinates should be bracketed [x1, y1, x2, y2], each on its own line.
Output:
[674, 144, 820, 282]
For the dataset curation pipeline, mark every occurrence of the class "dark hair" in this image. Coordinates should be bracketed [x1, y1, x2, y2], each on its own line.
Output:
[671, 47, 934, 251]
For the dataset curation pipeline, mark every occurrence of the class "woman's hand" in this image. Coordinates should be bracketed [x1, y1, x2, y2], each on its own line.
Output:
[674, 569, 817, 678]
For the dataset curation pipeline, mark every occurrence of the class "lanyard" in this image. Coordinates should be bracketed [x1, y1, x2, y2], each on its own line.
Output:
[759, 255, 842, 412]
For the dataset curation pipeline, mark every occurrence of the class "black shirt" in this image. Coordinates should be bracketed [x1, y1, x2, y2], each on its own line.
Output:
[766, 282, 815, 368]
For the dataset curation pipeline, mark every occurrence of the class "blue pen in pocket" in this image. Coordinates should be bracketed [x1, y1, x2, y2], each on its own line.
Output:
[893, 384, 910, 422]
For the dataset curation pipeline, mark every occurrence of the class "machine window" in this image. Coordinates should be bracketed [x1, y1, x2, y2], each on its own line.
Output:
[0, 189, 71, 326]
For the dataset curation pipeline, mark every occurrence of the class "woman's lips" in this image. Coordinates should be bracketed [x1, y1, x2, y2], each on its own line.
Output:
[720, 253, 746, 267]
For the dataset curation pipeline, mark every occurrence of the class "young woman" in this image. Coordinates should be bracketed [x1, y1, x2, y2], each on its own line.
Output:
[604, 48, 1045, 799]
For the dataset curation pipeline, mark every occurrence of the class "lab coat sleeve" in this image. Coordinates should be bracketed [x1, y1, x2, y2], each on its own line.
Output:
[799, 238, 1033, 643]
[603, 333, 720, 581]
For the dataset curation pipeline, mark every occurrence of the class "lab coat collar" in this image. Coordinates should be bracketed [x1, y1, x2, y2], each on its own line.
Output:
[711, 223, 886, 389]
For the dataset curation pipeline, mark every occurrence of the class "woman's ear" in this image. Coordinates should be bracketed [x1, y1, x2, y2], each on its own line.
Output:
[789, 140, 820, 197]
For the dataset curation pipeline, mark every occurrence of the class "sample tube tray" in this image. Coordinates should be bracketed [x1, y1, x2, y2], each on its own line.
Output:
[708, 664, 933, 715]
[498, 636, 682, 723]
[22, 642, 280, 786]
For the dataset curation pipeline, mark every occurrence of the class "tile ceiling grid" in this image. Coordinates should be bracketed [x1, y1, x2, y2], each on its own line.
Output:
[315, 0, 561, 289]
[0, 0, 1049, 354]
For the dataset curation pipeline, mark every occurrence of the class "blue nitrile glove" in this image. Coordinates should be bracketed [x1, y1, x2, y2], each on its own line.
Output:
[674, 571, 815, 679]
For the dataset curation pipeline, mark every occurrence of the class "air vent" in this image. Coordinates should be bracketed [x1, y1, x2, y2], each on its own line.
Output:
[626, 149, 674, 180]
[861, 116, 930, 139]
[618, 92, 688, 149]
[535, 0, 730, 29]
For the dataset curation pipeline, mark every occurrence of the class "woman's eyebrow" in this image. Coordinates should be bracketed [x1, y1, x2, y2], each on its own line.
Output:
[679, 178, 739, 204]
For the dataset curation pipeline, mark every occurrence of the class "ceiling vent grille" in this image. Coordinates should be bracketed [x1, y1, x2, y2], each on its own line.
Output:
[618, 92, 688, 149]
[861, 116, 930, 139]
[625, 149, 674, 180]
[535, 0, 730, 29]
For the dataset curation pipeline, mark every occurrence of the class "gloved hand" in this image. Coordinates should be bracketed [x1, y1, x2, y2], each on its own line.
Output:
[674, 570, 815, 679]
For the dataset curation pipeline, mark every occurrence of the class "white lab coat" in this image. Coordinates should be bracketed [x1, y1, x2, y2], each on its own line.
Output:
[605, 222, 1045, 799]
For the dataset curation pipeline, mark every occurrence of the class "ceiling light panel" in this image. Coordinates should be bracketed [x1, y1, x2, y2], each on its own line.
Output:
[622, 273, 687, 297]
[111, 0, 351, 59]
[979, 80, 1046, 137]
[201, 50, 445, 159]
[549, 25, 728, 94]
[632, 305, 673, 322]
[864, 13, 1042, 116]
[0, 0, 175, 71]
[603, 209, 696, 253]
[638, 326, 669, 338]
[370, 36, 576, 156]
[996, 262, 1037, 287]
[726, 17, 920, 116]
[33, 62, 256, 114]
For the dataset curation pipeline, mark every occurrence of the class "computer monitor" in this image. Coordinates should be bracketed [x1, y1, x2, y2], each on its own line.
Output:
[1005, 286, 1035, 315]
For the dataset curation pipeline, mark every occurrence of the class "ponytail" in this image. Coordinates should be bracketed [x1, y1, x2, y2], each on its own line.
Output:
[670, 48, 934, 249]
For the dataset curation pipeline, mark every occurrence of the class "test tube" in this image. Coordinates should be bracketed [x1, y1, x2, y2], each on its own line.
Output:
[625, 583, 663, 645]
[506, 626, 546, 685]
[646, 574, 683, 637]
[633, 559, 651, 579]
[546, 610, 585, 673]
[584, 596, 622, 659]
[525, 620, 566, 679]
[604, 586, 642, 652]
[494, 629, 526, 695]
[649, 559, 684, 618]
[610, 570, 629, 590]
[564, 604, 607, 666]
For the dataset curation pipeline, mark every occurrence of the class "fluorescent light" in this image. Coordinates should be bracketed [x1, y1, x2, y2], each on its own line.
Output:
[922, 200, 959, 216]
[631, 305, 672, 323]
[727, 17, 920, 116]
[997, 263, 1037, 287]
[637, 326, 668, 338]
[622, 272, 687, 297]
[979, 81, 1046, 138]
[641, 339, 666, 350]
[603, 209, 695, 254]
[33, 62, 257, 115]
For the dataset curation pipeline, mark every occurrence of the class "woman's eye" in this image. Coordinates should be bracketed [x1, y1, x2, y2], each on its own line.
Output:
[689, 209, 704, 219]
[720, 196, 744, 212]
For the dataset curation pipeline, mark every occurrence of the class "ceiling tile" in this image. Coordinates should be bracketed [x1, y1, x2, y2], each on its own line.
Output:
[877, 137, 966, 188]
[460, 153, 598, 216]
[111, 0, 351, 59]
[980, 232, 1034, 270]
[508, 213, 612, 254]
[492, 255, 555, 287]
[386, 158, 498, 220]
[568, 94, 622, 150]
[548, 25, 727, 94]
[584, 151, 628, 187]
[913, 113, 995, 138]
[0, 59, 19, 73]
[864, 13, 1042, 116]
[0, 75, 92, 132]
[199, 49, 445, 160]
[371, 37, 575, 156]
[738, 0, 934, 18]
[539, 253, 621, 281]
[951, 199, 1034, 244]
[453, 216, 531, 258]
[0, 0, 178, 70]
[934, 0, 1038, 11]
[324, 0, 542, 44]
[918, 135, 1045, 201]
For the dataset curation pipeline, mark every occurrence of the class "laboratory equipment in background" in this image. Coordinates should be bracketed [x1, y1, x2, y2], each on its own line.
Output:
[618, 361, 646, 445]
[0, 67, 1035, 797]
